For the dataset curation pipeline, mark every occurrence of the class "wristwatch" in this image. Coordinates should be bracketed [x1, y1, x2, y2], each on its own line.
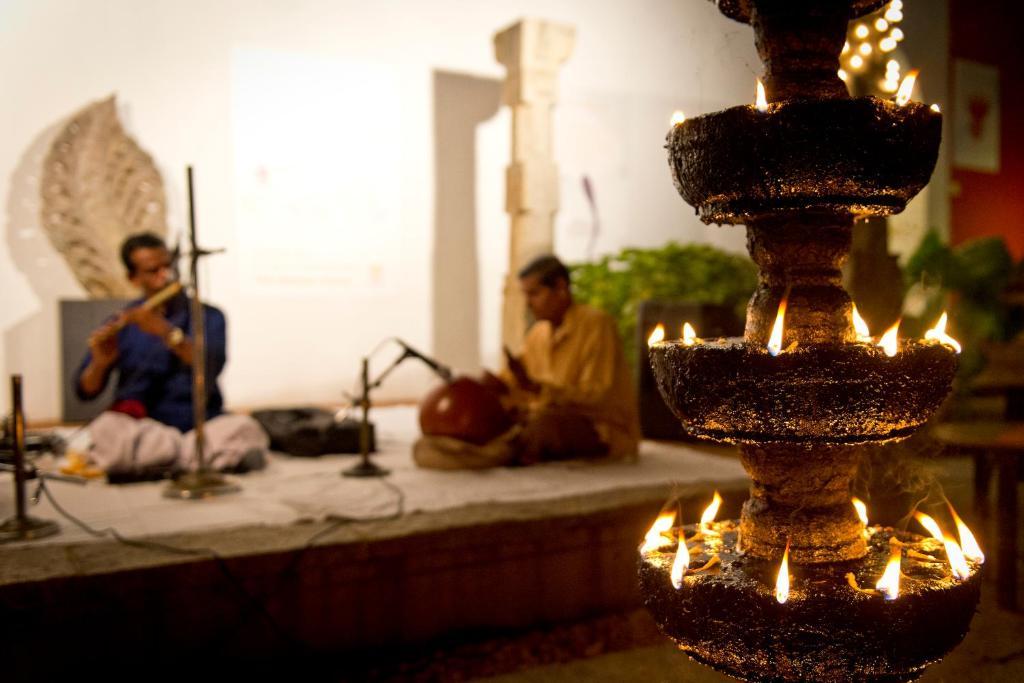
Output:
[165, 326, 185, 349]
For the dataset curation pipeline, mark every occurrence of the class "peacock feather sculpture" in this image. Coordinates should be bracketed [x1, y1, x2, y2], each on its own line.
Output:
[40, 95, 168, 298]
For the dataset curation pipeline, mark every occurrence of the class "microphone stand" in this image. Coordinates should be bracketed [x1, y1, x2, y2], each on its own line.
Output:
[0, 375, 60, 543]
[342, 344, 448, 478]
[342, 356, 389, 478]
[163, 167, 239, 499]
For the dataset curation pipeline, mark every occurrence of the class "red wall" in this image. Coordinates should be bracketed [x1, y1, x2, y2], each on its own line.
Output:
[949, 0, 1024, 259]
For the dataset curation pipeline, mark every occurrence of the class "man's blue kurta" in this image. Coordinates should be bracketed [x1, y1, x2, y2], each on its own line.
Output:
[75, 295, 226, 432]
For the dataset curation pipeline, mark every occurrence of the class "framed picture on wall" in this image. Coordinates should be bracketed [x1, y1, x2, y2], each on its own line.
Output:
[952, 59, 1000, 173]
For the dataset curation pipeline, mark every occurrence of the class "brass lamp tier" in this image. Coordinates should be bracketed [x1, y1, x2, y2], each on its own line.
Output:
[649, 339, 957, 446]
[640, 524, 982, 683]
[667, 98, 941, 226]
[714, 0, 889, 25]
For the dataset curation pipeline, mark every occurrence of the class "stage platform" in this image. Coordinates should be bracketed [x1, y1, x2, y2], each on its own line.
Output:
[0, 406, 746, 676]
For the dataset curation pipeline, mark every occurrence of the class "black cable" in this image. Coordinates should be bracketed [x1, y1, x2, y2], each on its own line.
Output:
[34, 475, 405, 649]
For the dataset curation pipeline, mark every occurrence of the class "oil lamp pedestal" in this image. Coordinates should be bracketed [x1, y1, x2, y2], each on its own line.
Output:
[640, 523, 982, 683]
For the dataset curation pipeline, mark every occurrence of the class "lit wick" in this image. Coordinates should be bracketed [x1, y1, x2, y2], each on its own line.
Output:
[924, 312, 962, 353]
[647, 323, 666, 347]
[700, 491, 723, 533]
[851, 497, 872, 538]
[851, 304, 872, 342]
[915, 511, 973, 579]
[943, 535, 971, 580]
[755, 79, 769, 112]
[671, 530, 690, 589]
[640, 511, 675, 554]
[671, 110, 686, 126]
[913, 511, 944, 542]
[775, 541, 790, 604]
[878, 320, 899, 357]
[875, 545, 902, 600]
[767, 292, 788, 357]
[895, 69, 919, 106]
[682, 322, 699, 346]
[947, 502, 984, 564]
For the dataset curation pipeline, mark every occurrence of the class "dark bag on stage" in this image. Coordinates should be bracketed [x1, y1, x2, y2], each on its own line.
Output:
[251, 407, 374, 457]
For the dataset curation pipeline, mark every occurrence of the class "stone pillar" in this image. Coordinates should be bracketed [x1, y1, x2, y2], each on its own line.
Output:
[494, 19, 574, 351]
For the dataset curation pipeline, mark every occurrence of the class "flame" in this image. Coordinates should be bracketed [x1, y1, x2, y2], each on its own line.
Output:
[647, 323, 666, 347]
[671, 531, 690, 588]
[851, 304, 872, 342]
[878, 320, 900, 357]
[640, 511, 675, 554]
[944, 535, 972, 580]
[914, 513, 973, 578]
[700, 491, 723, 529]
[766, 293, 788, 357]
[875, 18, 889, 31]
[948, 503, 984, 564]
[896, 69, 919, 106]
[851, 497, 869, 526]
[924, 312, 962, 353]
[671, 110, 686, 126]
[875, 545, 902, 600]
[914, 511, 945, 542]
[755, 79, 768, 112]
[930, 103, 941, 113]
[682, 322, 698, 346]
[775, 542, 791, 604]
[854, 23, 869, 39]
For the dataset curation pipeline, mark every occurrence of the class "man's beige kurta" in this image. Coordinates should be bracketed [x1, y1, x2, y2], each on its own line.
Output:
[509, 302, 641, 460]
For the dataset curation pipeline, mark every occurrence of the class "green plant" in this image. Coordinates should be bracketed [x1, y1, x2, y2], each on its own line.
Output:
[570, 242, 757, 367]
[903, 230, 1019, 379]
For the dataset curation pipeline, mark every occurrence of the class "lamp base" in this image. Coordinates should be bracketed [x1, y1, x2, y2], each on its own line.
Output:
[0, 515, 60, 543]
[162, 470, 240, 499]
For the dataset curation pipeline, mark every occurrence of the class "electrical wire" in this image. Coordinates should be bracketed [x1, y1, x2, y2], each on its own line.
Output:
[33, 474, 406, 649]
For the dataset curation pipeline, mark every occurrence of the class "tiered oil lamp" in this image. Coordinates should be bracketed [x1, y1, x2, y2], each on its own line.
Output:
[639, 1, 981, 680]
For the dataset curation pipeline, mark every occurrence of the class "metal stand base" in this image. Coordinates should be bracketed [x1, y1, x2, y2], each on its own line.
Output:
[162, 471, 240, 499]
[0, 515, 59, 543]
[343, 460, 390, 478]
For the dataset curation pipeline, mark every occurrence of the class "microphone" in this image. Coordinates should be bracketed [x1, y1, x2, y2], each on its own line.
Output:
[395, 339, 453, 381]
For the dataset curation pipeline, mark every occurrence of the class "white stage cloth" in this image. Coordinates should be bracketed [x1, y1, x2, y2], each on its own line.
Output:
[0, 407, 746, 548]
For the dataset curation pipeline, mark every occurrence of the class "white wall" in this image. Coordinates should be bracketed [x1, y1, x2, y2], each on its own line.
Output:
[0, 1, 946, 421]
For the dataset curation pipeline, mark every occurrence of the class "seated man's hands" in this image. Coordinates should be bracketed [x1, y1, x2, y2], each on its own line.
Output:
[125, 306, 172, 339]
[88, 316, 124, 367]
[504, 346, 540, 394]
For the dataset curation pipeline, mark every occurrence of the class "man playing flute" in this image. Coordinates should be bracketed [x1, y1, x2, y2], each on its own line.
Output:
[74, 232, 266, 477]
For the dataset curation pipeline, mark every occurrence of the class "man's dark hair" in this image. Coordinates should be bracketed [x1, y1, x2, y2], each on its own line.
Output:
[518, 255, 570, 288]
[120, 232, 167, 275]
